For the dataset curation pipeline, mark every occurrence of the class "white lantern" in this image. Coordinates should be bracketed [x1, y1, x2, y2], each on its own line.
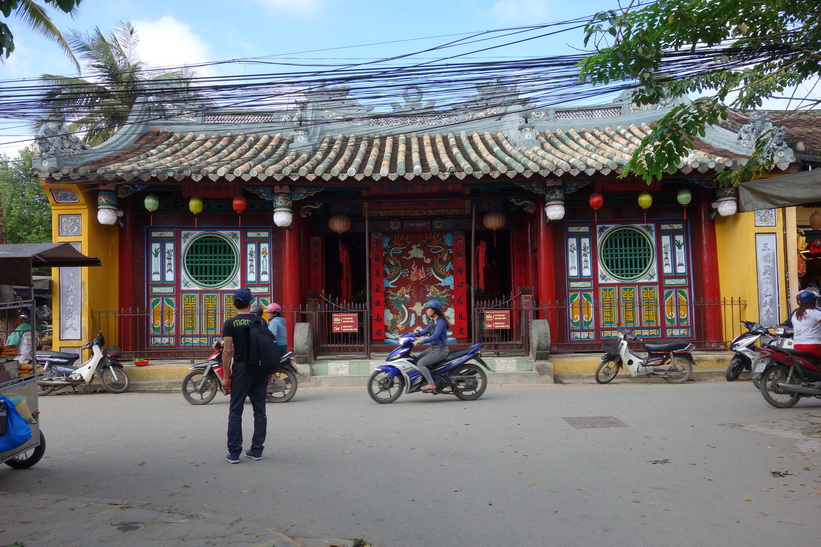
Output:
[97, 208, 119, 225]
[273, 209, 293, 227]
[544, 200, 565, 221]
[716, 197, 738, 217]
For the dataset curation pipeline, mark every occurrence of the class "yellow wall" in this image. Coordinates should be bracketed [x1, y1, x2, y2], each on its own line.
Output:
[714, 208, 794, 338]
[41, 183, 121, 352]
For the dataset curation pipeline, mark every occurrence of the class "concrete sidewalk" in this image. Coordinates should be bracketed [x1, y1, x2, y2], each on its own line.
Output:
[121, 351, 734, 392]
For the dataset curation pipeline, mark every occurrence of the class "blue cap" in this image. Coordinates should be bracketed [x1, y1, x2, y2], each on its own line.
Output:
[233, 288, 253, 308]
[423, 299, 443, 312]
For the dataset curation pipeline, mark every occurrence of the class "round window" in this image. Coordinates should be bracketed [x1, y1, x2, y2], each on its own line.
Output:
[599, 227, 654, 281]
[183, 233, 238, 288]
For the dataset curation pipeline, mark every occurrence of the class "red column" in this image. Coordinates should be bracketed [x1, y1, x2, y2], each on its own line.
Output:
[536, 196, 557, 327]
[694, 189, 722, 346]
[282, 213, 302, 349]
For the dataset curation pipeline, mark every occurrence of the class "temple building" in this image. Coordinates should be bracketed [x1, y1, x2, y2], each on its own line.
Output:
[32, 83, 815, 358]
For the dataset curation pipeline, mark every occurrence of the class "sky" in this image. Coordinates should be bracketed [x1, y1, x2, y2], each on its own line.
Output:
[0, 0, 626, 156]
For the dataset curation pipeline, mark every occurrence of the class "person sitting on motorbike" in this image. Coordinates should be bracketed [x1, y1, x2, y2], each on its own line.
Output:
[264, 303, 288, 357]
[413, 300, 450, 392]
[791, 289, 821, 358]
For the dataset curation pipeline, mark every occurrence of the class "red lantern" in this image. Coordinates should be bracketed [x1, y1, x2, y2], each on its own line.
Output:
[589, 192, 603, 223]
[232, 196, 247, 226]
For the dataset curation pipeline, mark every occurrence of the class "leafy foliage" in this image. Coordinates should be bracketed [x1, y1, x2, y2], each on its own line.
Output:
[0, 147, 51, 244]
[38, 21, 196, 146]
[0, 0, 82, 70]
[579, 0, 821, 185]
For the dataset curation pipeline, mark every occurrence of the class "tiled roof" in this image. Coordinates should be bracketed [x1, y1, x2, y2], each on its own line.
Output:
[723, 110, 821, 157]
[38, 123, 746, 184]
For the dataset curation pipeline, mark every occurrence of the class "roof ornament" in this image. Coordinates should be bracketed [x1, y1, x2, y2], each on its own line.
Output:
[392, 85, 435, 112]
[306, 83, 373, 116]
[736, 112, 796, 166]
[35, 121, 89, 158]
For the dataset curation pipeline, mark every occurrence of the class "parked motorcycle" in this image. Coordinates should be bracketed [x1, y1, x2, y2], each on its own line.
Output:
[726, 321, 775, 382]
[595, 327, 696, 384]
[367, 333, 490, 403]
[181, 341, 300, 405]
[36, 332, 130, 395]
[757, 342, 821, 408]
[751, 325, 794, 389]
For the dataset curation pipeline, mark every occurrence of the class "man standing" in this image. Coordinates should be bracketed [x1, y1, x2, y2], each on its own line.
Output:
[221, 288, 268, 463]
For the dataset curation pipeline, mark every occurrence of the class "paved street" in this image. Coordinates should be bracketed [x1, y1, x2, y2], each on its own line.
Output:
[1, 380, 820, 546]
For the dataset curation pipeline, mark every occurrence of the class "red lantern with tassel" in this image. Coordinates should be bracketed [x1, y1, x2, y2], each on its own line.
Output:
[232, 196, 247, 226]
[589, 192, 603, 223]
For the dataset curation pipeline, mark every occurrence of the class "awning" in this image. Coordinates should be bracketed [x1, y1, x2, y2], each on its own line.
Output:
[738, 170, 821, 212]
[0, 243, 101, 287]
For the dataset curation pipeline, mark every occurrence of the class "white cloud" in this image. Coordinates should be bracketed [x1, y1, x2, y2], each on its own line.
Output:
[132, 16, 216, 77]
[489, 0, 551, 21]
[255, 0, 325, 15]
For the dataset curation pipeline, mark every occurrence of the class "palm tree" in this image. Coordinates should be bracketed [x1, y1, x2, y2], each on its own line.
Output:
[37, 21, 196, 146]
[1, 0, 82, 70]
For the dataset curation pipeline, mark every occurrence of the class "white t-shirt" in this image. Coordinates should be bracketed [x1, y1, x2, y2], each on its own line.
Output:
[792, 308, 821, 345]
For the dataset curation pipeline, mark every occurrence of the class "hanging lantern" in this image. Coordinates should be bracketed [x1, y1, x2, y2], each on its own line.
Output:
[328, 214, 352, 234]
[189, 196, 203, 228]
[232, 196, 247, 226]
[676, 187, 692, 220]
[544, 200, 565, 221]
[638, 191, 652, 223]
[589, 192, 603, 223]
[97, 189, 120, 226]
[713, 187, 738, 217]
[144, 193, 159, 226]
[273, 186, 293, 227]
[810, 211, 821, 231]
[482, 211, 506, 231]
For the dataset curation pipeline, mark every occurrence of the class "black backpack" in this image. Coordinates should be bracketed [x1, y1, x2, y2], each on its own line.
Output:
[245, 317, 281, 377]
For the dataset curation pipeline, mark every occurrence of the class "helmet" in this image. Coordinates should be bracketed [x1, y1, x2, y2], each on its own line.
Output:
[250, 304, 263, 316]
[797, 289, 820, 305]
[265, 302, 282, 313]
[422, 299, 443, 312]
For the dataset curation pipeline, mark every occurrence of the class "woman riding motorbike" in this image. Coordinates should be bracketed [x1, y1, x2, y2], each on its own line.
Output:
[413, 300, 450, 392]
[790, 289, 821, 358]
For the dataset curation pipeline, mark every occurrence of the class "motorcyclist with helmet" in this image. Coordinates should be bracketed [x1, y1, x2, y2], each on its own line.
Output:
[791, 289, 821, 358]
[413, 300, 450, 392]
[264, 302, 287, 357]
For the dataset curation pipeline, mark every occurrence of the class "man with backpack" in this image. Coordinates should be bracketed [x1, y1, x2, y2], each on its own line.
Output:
[221, 288, 270, 463]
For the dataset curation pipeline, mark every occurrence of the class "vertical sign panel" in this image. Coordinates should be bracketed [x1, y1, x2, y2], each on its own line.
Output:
[756, 233, 780, 327]
[370, 235, 385, 340]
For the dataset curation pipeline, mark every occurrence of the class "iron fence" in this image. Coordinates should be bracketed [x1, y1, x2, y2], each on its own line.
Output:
[89, 296, 748, 360]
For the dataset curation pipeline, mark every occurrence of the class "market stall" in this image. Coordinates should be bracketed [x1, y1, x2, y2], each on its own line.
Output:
[0, 243, 100, 469]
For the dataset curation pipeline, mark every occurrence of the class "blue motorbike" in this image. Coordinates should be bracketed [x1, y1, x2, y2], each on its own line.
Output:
[367, 333, 491, 404]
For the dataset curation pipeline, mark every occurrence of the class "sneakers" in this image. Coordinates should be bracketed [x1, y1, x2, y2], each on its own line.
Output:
[225, 453, 240, 464]
[244, 450, 262, 461]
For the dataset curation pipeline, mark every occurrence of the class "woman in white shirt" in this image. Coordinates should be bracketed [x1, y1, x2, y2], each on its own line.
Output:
[791, 289, 821, 358]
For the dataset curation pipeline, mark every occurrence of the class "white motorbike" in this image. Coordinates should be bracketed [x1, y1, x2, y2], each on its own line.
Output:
[595, 327, 696, 384]
[37, 332, 130, 395]
[726, 321, 775, 383]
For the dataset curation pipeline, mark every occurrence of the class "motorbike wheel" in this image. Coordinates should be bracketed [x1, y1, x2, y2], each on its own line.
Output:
[451, 363, 488, 401]
[100, 366, 130, 393]
[4, 430, 46, 469]
[663, 356, 693, 384]
[725, 356, 748, 382]
[181, 370, 218, 405]
[759, 364, 801, 408]
[266, 369, 297, 403]
[595, 358, 619, 384]
[367, 370, 404, 404]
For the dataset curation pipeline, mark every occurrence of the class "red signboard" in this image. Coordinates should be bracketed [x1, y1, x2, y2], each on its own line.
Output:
[484, 310, 511, 330]
[332, 313, 359, 333]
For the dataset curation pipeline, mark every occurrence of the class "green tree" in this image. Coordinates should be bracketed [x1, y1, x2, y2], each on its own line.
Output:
[1, 0, 82, 70]
[579, 0, 821, 185]
[38, 20, 195, 146]
[0, 147, 51, 244]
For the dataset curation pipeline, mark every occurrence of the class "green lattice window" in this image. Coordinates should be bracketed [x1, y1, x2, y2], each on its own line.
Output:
[183, 234, 238, 288]
[599, 227, 653, 281]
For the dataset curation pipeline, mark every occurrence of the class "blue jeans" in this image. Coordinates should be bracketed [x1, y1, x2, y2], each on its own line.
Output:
[227, 362, 268, 456]
[416, 345, 448, 385]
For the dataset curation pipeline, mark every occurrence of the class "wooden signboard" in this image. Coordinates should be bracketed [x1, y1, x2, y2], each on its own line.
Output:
[332, 313, 359, 333]
[484, 310, 511, 330]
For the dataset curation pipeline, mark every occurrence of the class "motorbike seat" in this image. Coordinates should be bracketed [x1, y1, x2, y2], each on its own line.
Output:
[771, 346, 821, 364]
[644, 342, 690, 353]
[445, 348, 471, 360]
[36, 350, 79, 361]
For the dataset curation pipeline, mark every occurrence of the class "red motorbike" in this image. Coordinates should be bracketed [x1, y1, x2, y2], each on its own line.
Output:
[757, 343, 821, 408]
[181, 341, 300, 405]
